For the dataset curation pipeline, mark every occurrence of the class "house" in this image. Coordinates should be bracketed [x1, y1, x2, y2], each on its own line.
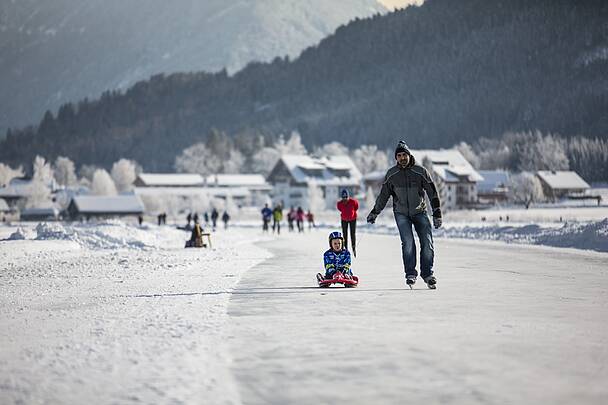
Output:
[477, 170, 510, 205]
[266, 155, 362, 209]
[536, 170, 590, 201]
[134, 172, 267, 209]
[67, 195, 145, 220]
[0, 178, 35, 209]
[20, 206, 60, 221]
[362, 171, 386, 196]
[410, 149, 483, 210]
[0, 198, 9, 213]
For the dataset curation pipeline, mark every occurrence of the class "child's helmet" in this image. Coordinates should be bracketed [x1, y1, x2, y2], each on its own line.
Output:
[328, 231, 344, 247]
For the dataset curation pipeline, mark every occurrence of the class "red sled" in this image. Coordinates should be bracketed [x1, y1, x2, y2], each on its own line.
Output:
[316, 271, 359, 288]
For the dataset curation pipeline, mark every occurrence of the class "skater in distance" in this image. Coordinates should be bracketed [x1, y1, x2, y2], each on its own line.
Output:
[366, 140, 442, 289]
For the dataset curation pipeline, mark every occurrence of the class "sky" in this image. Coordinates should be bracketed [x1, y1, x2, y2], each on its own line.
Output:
[377, 0, 423, 10]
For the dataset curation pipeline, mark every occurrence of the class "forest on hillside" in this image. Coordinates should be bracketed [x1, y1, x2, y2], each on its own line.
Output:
[1, 0, 606, 174]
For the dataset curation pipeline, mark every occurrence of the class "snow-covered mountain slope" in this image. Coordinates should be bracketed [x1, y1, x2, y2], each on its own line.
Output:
[0, 0, 386, 135]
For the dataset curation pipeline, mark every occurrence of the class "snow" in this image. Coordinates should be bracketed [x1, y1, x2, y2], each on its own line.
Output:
[0, 221, 271, 404]
[1, 215, 607, 403]
[278, 154, 362, 186]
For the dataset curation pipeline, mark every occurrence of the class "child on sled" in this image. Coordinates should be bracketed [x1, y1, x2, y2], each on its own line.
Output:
[317, 231, 356, 283]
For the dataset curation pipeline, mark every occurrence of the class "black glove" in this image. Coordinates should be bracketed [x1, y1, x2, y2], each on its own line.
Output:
[366, 211, 377, 224]
[433, 216, 442, 229]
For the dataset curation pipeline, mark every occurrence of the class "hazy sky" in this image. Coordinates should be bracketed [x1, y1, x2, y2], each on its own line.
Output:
[377, 0, 423, 10]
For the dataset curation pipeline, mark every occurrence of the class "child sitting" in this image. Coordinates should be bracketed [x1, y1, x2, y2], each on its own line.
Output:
[322, 231, 353, 279]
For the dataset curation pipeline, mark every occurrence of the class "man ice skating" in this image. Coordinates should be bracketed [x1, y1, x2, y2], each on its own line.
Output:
[366, 141, 442, 289]
[261, 204, 272, 232]
[336, 189, 359, 256]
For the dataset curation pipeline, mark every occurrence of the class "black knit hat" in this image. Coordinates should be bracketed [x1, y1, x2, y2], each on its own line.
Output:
[394, 140, 411, 158]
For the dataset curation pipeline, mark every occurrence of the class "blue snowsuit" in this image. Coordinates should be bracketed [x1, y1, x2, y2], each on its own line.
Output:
[323, 248, 352, 278]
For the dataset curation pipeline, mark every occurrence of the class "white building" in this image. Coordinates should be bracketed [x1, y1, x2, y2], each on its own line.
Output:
[134, 173, 271, 209]
[536, 170, 590, 201]
[67, 195, 145, 220]
[410, 149, 483, 210]
[477, 170, 510, 205]
[266, 155, 362, 209]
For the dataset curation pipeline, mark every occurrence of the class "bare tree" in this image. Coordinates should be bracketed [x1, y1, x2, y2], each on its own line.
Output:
[91, 169, 117, 196]
[352, 145, 389, 175]
[27, 156, 53, 208]
[275, 131, 307, 155]
[222, 150, 245, 174]
[111, 158, 137, 193]
[175, 143, 222, 176]
[251, 147, 281, 176]
[54, 156, 77, 187]
[314, 142, 349, 157]
[0, 163, 24, 187]
[509, 172, 544, 209]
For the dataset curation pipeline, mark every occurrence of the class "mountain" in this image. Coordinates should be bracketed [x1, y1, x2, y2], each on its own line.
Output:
[1, 0, 607, 173]
[0, 0, 386, 134]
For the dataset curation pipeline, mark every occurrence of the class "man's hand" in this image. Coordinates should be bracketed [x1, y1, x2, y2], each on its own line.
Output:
[433, 216, 442, 229]
[366, 211, 377, 224]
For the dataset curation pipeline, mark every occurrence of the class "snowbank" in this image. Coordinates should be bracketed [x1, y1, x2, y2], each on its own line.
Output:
[33, 221, 186, 250]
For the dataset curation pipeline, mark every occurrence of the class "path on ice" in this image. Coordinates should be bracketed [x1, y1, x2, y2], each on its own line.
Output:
[227, 231, 608, 404]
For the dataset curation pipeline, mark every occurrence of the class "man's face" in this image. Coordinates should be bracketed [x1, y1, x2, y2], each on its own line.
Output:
[331, 238, 343, 251]
[396, 152, 410, 167]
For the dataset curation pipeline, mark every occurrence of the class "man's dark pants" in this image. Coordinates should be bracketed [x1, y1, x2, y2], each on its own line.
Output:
[394, 212, 434, 279]
[341, 219, 356, 252]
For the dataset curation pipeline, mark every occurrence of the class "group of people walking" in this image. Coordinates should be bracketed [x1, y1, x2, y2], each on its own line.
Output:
[261, 204, 315, 234]
[186, 208, 230, 231]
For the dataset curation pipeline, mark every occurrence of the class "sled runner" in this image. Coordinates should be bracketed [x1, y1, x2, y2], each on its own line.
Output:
[316, 271, 359, 288]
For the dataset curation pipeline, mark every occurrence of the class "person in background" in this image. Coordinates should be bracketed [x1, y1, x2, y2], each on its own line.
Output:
[272, 204, 283, 234]
[222, 211, 230, 229]
[187, 212, 192, 228]
[306, 210, 315, 229]
[287, 206, 296, 232]
[204, 211, 209, 227]
[261, 203, 272, 232]
[211, 208, 219, 230]
[337, 188, 359, 257]
[296, 206, 305, 232]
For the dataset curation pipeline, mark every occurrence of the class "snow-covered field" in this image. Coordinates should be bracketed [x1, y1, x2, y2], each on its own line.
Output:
[0, 221, 271, 404]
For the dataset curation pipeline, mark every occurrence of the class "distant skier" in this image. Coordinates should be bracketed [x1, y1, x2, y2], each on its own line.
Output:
[186, 212, 192, 227]
[261, 203, 272, 232]
[204, 211, 209, 227]
[272, 204, 283, 234]
[337, 189, 359, 257]
[222, 211, 230, 229]
[211, 208, 219, 231]
[366, 140, 442, 289]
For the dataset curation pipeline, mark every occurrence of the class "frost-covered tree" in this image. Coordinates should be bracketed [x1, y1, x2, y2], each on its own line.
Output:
[26, 156, 53, 207]
[314, 142, 349, 157]
[518, 131, 569, 172]
[251, 147, 281, 176]
[308, 180, 326, 213]
[53, 156, 77, 187]
[365, 186, 376, 209]
[175, 142, 222, 176]
[111, 158, 137, 192]
[222, 150, 246, 174]
[225, 194, 239, 216]
[352, 145, 389, 174]
[91, 169, 117, 196]
[509, 172, 544, 209]
[275, 131, 307, 155]
[454, 142, 480, 169]
[0, 163, 24, 187]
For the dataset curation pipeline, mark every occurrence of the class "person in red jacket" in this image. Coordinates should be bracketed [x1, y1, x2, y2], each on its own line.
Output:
[336, 188, 359, 257]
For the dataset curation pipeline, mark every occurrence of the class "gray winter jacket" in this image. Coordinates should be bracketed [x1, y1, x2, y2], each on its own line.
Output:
[371, 157, 442, 218]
